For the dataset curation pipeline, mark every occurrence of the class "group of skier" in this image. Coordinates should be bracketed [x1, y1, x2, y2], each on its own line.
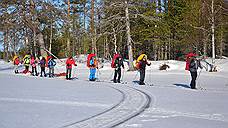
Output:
[12, 52, 203, 89]
[13, 54, 56, 77]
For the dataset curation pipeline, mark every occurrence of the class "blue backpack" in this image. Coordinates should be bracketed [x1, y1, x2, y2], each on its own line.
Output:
[48, 59, 56, 68]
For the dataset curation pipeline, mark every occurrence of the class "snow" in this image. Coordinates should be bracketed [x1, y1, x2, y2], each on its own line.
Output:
[0, 58, 228, 128]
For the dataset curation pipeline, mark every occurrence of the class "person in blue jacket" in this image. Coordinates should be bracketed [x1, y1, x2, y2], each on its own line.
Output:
[89, 57, 98, 81]
[48, 56, 56, 78]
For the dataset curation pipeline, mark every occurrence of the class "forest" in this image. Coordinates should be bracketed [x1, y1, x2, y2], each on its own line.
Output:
[0, 0, 228, 70]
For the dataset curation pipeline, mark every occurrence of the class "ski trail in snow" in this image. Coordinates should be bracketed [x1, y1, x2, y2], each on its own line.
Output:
[58, 85, 152, 128]
[0, 97, 111, 108]
[140, 107, 227, 122]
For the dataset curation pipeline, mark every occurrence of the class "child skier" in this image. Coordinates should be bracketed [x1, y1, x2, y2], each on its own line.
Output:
[13, 56, 20, 74]
[113, 56, 124, 83]
[88, 56, 98, 81]
[137, 54, 151, 85]
[189, 56, 202, 89]
[39, 57, 46, 77]
[48, 56, 56, 78]
[66, 56, 77, 80]
[30, 56, 38, 76]
[23, 54, 30, 74]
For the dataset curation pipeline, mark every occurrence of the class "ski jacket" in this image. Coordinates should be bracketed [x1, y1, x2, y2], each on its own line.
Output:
[66, 58, 76, 69]
[189, 59, 202, 72]
[89, 58, 98, 69]
[30, 58, 37, 67]
[39, 59, 46, 68]
[48, 59, 56, 68]
[23, 56, 30, 66]
[138, 60, 151, 70]
[114, 58, 124, 69]
[14, 58, 20, 65]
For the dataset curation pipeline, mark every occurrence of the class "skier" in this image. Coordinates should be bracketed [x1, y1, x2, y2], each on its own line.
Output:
[112, 55, 124, 83]
[22, 54, 30, 74]
[88, 56, 98, 81]
[48, 56, 56, 78]
[137, 54, 151, 85]
[39, 57, 46, 77]
[30, 56, 38, 76]
[189, 56, 202, 89]
[66, 56, 77, 80]
[13, 55, 20, 74]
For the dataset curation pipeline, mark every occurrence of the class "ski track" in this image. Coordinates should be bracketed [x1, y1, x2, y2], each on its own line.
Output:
[139, 107, 227, 122]
[0, 97, 111, 108]
[58, 84, 152, 128]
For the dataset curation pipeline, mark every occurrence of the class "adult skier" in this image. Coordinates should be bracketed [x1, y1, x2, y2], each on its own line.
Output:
[112, 55, 124, 83]
[30, 56, 38, 76]
[66, 56, 77, 80]
[189, 56, 202, 89]
[48, 56, 56, 78]
[136, 54, 151, 85]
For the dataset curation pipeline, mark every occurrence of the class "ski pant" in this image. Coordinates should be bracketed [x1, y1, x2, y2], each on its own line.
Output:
[89, 68, 96, 81]
[114, 68, 121, 83]
[139, 69, 146, 84]
[190, 71, 197, 89]
[49, 67, 54, 77]
[40, 67, 46, 77]
[66, 68, 72, 79]
[31, 66, 38, 76]
[25, 65, 29, 72]
[14, 65, 19, 73]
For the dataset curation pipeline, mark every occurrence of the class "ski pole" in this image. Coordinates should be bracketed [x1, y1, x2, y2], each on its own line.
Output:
[96, 68, 101, 81]
[133, 70, 139, 80]
[196, 68, 203, 88]
[121, 68, 125, 82]
[109, 69, 114, 80]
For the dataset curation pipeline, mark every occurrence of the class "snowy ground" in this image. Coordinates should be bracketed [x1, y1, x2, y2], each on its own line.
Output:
[0, 58, 228, 128]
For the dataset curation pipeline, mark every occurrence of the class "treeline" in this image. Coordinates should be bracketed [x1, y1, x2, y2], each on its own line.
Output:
[0, 0, 228, 66]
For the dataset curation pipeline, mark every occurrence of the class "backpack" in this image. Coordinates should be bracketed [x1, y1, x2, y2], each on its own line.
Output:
[185, 57, 190, 71]
[111, 54, 120, 68]
[135, 54, 147, 69]
[87, 54, 96, 67]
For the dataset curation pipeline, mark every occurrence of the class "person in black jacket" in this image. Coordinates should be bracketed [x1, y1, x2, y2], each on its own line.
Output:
[113, 57, 124, 83]
[138, 56, 151, 85]
[189, 56, 202, 89]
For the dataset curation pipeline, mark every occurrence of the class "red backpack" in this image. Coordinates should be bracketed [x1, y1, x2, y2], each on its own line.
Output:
[111, 54, 120, 68]
[87, 54, 96, 67]
[185, 57, 190, 71]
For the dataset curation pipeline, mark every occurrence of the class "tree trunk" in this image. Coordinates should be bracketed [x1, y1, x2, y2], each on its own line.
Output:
[4, 30, 9, 61]
[203, 29, 207, 56]
[211, 0, 215, 64]
[38, 32, 47, 56]
[33, 28, 36, 55]
[164, 42, 168, 60]
[49, 20, 53, 52]
[168, 36, 171, 60]
[220, 30, 223, 57]
[113, 28, 117, 54]
[125, 0, 134, 71]
[91, 0, 97, 55]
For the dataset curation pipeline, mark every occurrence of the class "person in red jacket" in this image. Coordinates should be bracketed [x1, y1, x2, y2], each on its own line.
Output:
[13, 56, 20, 74]
[66, 56, 77, 80]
